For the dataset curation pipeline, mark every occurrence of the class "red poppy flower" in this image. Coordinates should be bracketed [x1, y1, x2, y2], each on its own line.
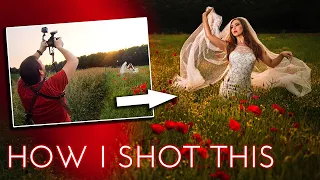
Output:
[192, 133, 202, 143]
[293, 122, 300, 128]
[212, 146, 229, 162]
[272, 104, 285, 114]
[239, 99, 248, 104]
[133, 88, 141, 95]
[171, 98, 178, 105]
[239, 104, 244, 110]
[221, 147, 229, 155]
[155, 50, 159, 54]
[188, 122, 194, 128]
[205, 139, 212, 146]
[229, 118, 241, 131]
[140, 83, 147, 91]
[150, 124, 165, 134]
[210, 169, 230, 180]
[176, 122, 189, 134]
[164, 120, 177, 129]
[252, 94, 260, 100]
[288, 112, 294, 117]
[270, 127, 278, 132]
[173, 52, 177, 56]
[247, 105, 262, 116]
[123, 77, 126, 80]
[197, 148, 209, 159]
[168, 79, 173, 85]
[180, 144, 191, 158]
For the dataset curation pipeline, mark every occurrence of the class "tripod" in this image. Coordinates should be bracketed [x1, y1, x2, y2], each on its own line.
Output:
[49, 47, 58, 73]
[42, 33, 58, 73]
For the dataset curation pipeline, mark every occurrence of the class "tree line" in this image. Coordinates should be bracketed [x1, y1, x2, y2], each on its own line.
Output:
[10, 44, 149, 74]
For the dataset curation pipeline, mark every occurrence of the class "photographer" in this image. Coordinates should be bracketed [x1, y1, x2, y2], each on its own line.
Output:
[18, 38, 79, 124]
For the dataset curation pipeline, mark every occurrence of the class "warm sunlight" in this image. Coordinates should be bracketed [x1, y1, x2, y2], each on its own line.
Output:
[6, 17, 149, 68]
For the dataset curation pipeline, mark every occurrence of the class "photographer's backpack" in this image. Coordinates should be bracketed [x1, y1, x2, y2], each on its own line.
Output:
[24, 77, 72, 125]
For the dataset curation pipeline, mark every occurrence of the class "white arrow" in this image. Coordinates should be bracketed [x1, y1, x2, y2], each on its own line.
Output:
[116, 90, 177, 109]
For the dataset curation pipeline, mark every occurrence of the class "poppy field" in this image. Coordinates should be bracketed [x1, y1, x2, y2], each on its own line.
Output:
[111, 34, 320, 180]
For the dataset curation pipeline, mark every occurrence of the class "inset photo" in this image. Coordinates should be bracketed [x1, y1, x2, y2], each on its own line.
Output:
[6, 17, 153, 128]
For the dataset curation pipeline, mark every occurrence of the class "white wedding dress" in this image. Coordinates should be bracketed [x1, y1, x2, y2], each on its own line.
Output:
[120, 62, 139, 74]
[219, 45, 256, 98]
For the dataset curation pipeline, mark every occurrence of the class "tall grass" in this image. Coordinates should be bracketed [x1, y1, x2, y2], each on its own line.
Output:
[100, 66, 153, 120]
[66, 67, 107, 121]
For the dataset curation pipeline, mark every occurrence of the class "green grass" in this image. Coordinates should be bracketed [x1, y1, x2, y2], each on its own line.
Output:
[111, 34, 320, 180]
[66, 67, 108, 121]
[100, 66, 153, 120]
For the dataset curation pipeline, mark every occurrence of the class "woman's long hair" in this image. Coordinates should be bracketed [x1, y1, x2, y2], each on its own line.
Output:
[226, 18, 263, 61]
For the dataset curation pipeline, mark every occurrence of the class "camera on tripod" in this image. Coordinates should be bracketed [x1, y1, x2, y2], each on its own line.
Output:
[41, 27, 59, 47]
[41, 27, 60, 72]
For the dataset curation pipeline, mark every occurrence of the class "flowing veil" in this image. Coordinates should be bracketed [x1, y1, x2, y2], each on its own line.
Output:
[173, 8, 311, 97]
[120, 61, 127, 75]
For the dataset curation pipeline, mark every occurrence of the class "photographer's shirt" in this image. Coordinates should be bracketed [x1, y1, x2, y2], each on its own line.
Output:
[18, 70, 71, 124]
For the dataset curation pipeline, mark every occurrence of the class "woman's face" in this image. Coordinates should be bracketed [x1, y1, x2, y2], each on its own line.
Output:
[230, 19, 243, 37]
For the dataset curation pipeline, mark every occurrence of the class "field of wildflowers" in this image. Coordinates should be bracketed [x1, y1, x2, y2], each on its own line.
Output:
[111, 34, 320, 180]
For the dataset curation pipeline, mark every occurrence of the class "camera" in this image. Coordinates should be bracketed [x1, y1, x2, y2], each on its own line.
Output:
[41, 27, 59, 47]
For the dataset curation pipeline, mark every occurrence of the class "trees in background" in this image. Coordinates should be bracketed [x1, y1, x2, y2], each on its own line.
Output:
[10, 44, 149, 74]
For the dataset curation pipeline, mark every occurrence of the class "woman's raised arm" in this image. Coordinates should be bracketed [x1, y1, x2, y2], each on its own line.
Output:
[202, 8, 228, 52]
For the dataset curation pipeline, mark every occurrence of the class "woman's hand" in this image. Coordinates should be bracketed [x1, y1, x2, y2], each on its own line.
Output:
[206, 6, 214, 12]
[280, 51, 293, 60]
[202, 7, 213, 18]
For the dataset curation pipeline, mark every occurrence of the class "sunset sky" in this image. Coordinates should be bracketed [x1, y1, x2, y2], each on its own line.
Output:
[6, 17, 149, 68]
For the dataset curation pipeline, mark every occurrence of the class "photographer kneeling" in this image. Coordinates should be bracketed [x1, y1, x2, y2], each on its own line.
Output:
[18, 38, 79, 125]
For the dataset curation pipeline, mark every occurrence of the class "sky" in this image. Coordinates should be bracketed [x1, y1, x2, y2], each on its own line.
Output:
[6, 17, 149, 68]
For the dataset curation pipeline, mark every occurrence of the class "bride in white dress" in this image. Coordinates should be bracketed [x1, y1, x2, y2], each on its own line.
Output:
[173, 7, 311, 98]
[120, 61, 127, 75]
[120, 62, 139, 75]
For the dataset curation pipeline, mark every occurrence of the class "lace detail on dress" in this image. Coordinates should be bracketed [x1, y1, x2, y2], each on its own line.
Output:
[219, 45, 256, 98]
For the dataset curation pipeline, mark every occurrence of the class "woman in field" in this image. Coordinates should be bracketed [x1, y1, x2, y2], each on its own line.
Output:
[173, 7, 311, 98]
